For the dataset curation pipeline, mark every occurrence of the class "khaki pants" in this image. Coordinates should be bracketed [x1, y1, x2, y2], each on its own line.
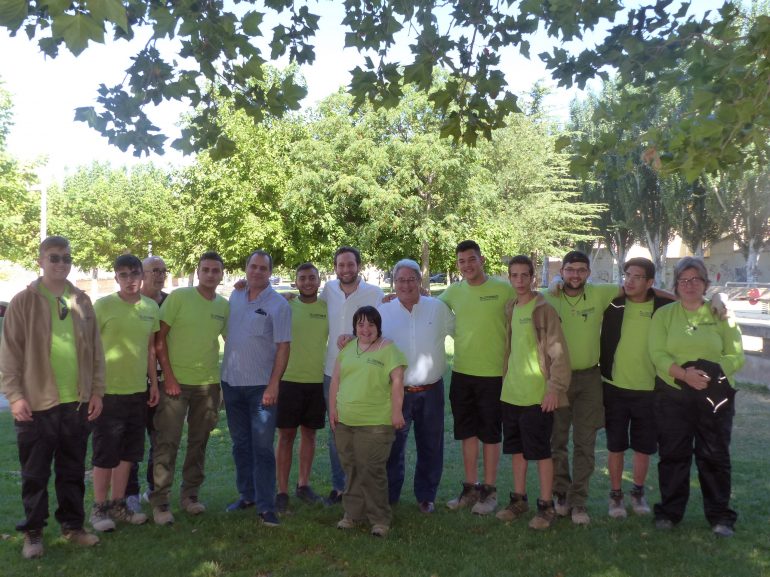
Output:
[551, 367, 604, 508]
[335, 423, 395, 527]
[151, 384, 220, 507]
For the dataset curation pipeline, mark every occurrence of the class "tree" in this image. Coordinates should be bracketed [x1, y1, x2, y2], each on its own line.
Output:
[47, 162, 177, 272]
[477, 111, 604, 274]
[0, 79, 39, 266]
[4, 1, 767, 177]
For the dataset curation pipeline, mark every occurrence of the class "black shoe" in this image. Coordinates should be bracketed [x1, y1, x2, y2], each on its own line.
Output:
[276, 493, 289, 513]
[226, 498, 254, 512]
[419, 501, 435, 514]
[324, 490, 343, 506]
[295, 485, 322, 504]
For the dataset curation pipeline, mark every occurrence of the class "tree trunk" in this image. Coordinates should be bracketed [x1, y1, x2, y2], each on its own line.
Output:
[746, 243, 761, 284]
[421, 240, 430, 290]
[90, 267, 99, 299]
[188, 271, 195, 287]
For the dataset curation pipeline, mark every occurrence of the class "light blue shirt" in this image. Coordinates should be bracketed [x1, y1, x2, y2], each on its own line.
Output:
[221, 286, 291, 387]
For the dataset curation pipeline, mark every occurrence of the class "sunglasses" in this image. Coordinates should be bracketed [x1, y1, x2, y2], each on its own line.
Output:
[150, 268, 168, 276]
[48, 254, 73, 265]
[57, 296, 69, 321]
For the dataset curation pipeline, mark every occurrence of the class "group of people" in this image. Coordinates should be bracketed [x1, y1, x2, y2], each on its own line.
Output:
[0, 235, 745, 559]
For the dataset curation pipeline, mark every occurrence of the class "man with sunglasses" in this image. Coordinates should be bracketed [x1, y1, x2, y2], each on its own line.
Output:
[1, 235, 105, 559]
[89, 254, 160, 532]
[125, 256, 169, 512]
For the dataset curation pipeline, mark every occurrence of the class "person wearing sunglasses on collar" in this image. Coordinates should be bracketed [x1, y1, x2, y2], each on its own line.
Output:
[0, 235, 105, 559]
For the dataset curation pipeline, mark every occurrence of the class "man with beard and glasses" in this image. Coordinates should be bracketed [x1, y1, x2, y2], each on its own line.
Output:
[319, 247, 384, 505]
[544, 250, 677, 525]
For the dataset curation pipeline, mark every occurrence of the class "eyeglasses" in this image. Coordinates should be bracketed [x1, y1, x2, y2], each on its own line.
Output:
[57, 296, 69, 321]
[48, 254, 73, 265]
[623, 274, 648, 282]
[562, 267, 589, 275]
[150, 268, 168, 276]
[117, 270, 143, 280]
[395, 277, 419, 284]
[677, 277, 705, 287]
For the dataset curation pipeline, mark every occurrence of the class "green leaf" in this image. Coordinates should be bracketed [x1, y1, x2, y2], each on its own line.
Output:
[40, 0, 71, 17]
[52, 13, 105, 56]
[241, 11, 263, 36]
[209, 136, 237, 161]
[0, 0, 27, 31]
[86, 0, 128, 33]
[554, 135, 572, 152]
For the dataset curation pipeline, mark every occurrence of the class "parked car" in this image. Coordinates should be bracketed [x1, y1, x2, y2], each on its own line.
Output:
[430, 273, 447, 284]
[270, 275, 281, 285]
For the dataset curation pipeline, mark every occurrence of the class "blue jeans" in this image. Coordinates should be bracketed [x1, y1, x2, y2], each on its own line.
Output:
[323, 374, 346, 493]
[222, 382, 277, 513]
[386, 379, 445, 504]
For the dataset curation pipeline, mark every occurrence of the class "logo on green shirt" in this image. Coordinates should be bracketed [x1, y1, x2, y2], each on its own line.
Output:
[210, 313, 226, 321]
[366, 358, 385, 367]
[479, 295, 499, 302]
[310, 313, 327, 320]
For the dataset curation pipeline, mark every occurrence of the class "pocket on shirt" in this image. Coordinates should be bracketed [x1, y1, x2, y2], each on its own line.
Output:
[249, 313, 268, 336]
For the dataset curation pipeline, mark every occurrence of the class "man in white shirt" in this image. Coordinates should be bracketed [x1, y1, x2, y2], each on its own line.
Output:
[319, 246, 385, 504]
[379, 259, 454, 513]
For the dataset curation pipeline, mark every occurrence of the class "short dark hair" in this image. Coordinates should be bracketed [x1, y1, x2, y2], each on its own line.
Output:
[562, 250, 590, 267]
[246, 250, 273, 271]
[508, 255, 534, 277]
[39, 235, 70, 257]
[624, 257, 655, 280]
[296, 262, 318, 275]
[198, 251, 224, 267]
[352, 306, 382, 339]
[114, 254, 143, 272]
[334, 246, 361, 266]
[456, 240, 481, 256]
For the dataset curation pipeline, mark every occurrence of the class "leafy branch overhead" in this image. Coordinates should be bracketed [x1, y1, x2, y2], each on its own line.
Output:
[2, 0, 768, 176]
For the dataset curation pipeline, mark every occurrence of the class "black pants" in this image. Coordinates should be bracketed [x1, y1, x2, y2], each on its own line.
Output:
[654, 381, 737, 528]
[15, 402, 90, 532]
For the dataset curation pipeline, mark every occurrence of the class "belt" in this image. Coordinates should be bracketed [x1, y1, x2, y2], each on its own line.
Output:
[573, 365, 599, 374]
[404, 380, 440, 394]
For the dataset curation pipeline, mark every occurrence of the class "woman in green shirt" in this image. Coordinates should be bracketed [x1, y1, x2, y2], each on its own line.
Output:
[648, 257, 744, 538]
[329, 306, 407, 537]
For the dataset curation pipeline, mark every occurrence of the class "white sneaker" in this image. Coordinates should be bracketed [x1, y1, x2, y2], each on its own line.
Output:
[471, 484, 497, 516]
[90, 502, 116, 532]
[608, 491, 627, 519]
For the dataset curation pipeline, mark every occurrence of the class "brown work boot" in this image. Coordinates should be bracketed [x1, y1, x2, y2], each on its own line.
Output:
[62, 528, 100, 547]
[22, 529, 44, 559]
[446, 481, 481, 510]
[529, 499, 556, 530]
[495, 492, 529, 522]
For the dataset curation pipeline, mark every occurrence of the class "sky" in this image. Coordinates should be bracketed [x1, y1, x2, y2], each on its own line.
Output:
[0, 1, 726, 186]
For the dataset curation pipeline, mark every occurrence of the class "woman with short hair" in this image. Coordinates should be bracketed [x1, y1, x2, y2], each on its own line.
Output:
[329, 306, 406, 537]
[648, 257, 745, 537]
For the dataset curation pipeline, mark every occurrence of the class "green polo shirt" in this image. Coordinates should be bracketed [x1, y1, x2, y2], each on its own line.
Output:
[95, 293, 160, 395]
[544, 283, 618, 370]
[608, 300, 656, 391]
[439, 277, 514, 377]
[160, 287, 229, 385]
[336, 340, 407, 426]
[39, 284, 79, 403]
[283, 298, 328, 383]
[502, 298, 546, 406]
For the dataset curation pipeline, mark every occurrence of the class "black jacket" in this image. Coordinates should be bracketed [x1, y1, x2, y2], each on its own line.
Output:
[600, 289, 674, 382]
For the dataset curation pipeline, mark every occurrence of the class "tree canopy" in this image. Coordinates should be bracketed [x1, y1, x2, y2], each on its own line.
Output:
[3, 1, 768, 179]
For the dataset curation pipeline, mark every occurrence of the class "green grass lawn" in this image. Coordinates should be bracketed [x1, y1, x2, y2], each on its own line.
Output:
[1, 375, 769, 576]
